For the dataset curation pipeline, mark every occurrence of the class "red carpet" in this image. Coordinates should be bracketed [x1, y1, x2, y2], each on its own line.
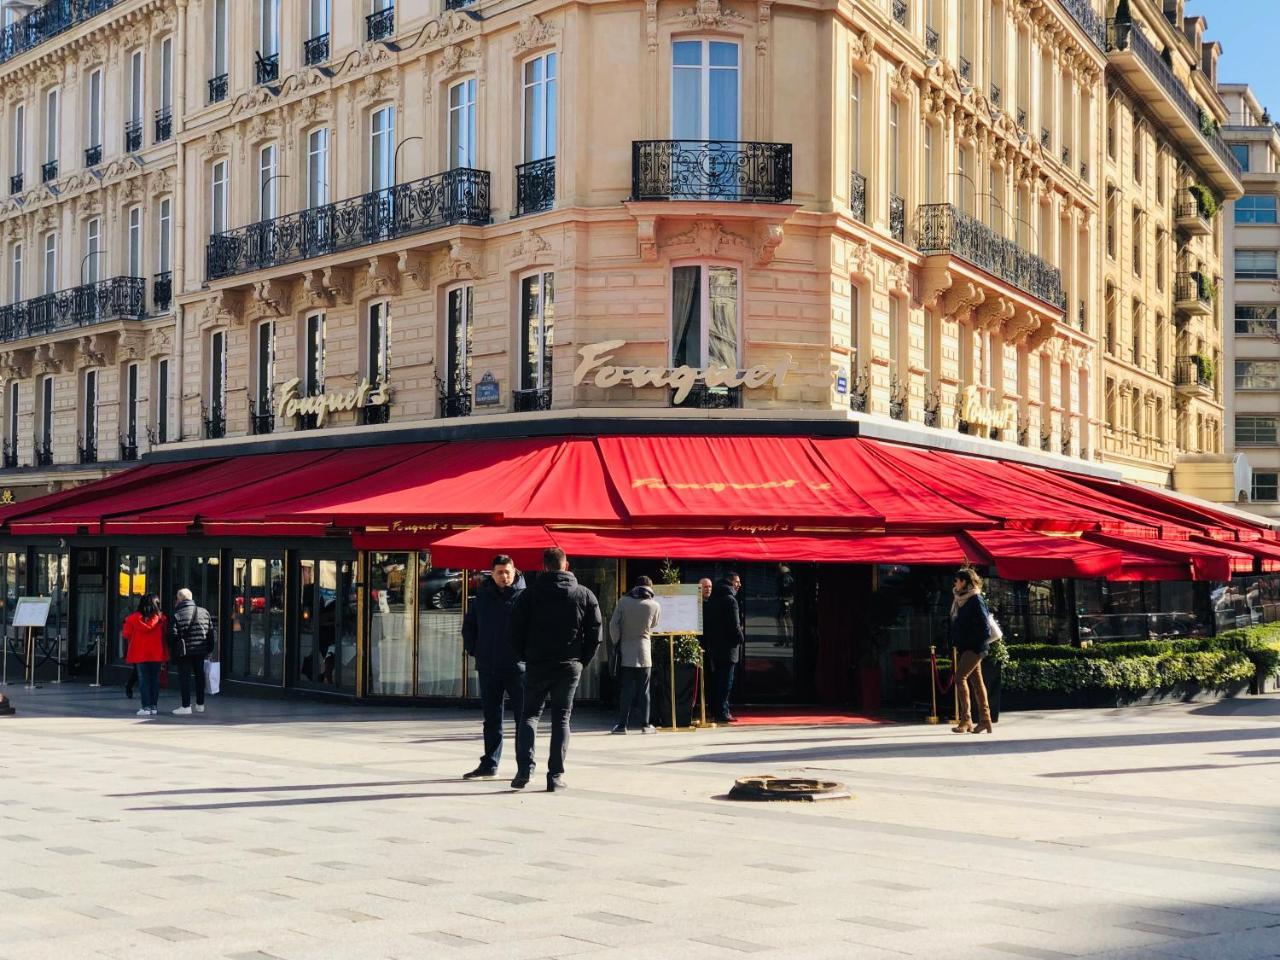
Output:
[725, 707, 885, 727]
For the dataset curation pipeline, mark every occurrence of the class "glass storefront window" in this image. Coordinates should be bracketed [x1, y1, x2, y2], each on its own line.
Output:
[2, 550, 27, 635]
[230, 555, 283, 683]
[115, 551, 159, 663]
[34, 549, 68, 642]
[1076, 580, 1205, 642]
[1214, 577, 1280, 631]
[369, 552, 413, 695]
[417, 554, 464, 697]
[984, 578, 1072, 645]
[297, 556, 357, 693]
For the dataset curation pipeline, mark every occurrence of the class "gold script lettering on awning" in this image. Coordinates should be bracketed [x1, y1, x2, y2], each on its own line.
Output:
[959, 385, 1016, 432]
[573, 340, 792, 404]
[276, 377, 390, 428]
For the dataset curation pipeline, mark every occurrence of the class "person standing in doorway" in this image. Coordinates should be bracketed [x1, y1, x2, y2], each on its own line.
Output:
[609, 575, 661, 734]
[461, 555, 527, 779]
[509, 548, 602, 792]
[704, 574, 744, 723]
[123, 595, 167, 717]
[170, 588, 214, 716]
[949, 567, 994, 735]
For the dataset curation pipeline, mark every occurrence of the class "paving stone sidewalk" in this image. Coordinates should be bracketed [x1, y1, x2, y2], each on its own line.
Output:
[1, 685, 1278, 960]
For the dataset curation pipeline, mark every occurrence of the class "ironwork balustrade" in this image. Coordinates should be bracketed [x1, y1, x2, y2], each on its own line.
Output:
[926, 26, 939, 54]
[1040, 128, 1050, 148]
[2, 440, 17, 469]
[0, 276, 146, 343]
[366, 6, 395, 42]
[78, 436, 96, 464]
[34, 438, 53, 467]
[255, 52, 279, 85]
[892, 0, 907, 26]
[204, 406, 226, 440]
[152, 271, 172, 312]
[119, 434, 138, 462]
[303, 33, 330, 66]
[1175, 270, 1213, 308]
[444, 0, 473, 7]
[990, 83, 1001, 109]
[672, 383, 742, 410]
[1080, 161, 1089, 181]
[917, 203, 1066, 310]
[9, 173, 22, 195]
[84, 144, 101, 167]
[250, 396, 274, 435]
[154, 108, 172, 143]
[959, 56, 972, 81]
[205, 167, 491, 280]
[513, 387, 552, 412]
[1062, 145, 1071, 166]
[438, 376, 472, 418]
[124, 119, 142, 152]
[1078, 300, 1087, 331]
[1175, 189, 1211, 226]
[208, 74, 228, 104]
[1174, 355, 1213, 388]
[1058, 0, 1106, 49]
[0, 0, 117, 68]
[1017, 107, 1027, 129]
[515, 157, 555, 216]
[631, 140, 792, 202]
[850, 171, 867, 222]
[360, 400, 391, 425]
[889, 194, 905, 242]
[41, 159, 57, 183]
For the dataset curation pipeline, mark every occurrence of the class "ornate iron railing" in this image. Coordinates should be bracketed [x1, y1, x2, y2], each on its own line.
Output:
[124, 119, 142, 153]
[78, 436, 97, 464]
[84, 144, 101, 167]
[9, 174, 22, 195]
[366, 6, 395, 42]
[1078, 300, 1087, 331]
[959, 56, 972, 82]
[255, 52, 279, 86]
[848, 368, 870, 413]
[154, 108, 172, 144]
[119, 434, 138, 462]
[923, 389, 941, 428]
[990, 83, 1001, 110]
[917, 204, 1066, 311]
[0, 276, 146, 343]
[888, 374, 908, 421]
[1017, 107, 1027, 130]
[304, 33, 330, 66]
[2, 440, 18, 469]
[34, 438, 53, 467]
[850, 171, 867, 222]
[1080, 161, 1089, 181]
[1175, 355, 1213, 388]
[1175, 271, 1213, 308]
[204, 405, 226, 440]
[1061, 145, 1071, 166]
[513, 387, 552, 412]
[926, 26, 939, 54]
[892, 0, 907, 27]
[889, 194, 905, 242]
[1058, 0, 1105, 49]
[444, 0, 474, 7]
[250, 396, 274, 435]
[152, 271, 172, 312]
[1040, 128, 1050, 149]
[438, 376, 472, 418]
[205, 168, 491, 280]
[515, 157, 555, 216]
[41, 160, 57, 183]
[208, 74, 229, 104]
[631, 140, 792, 202]
[672, 383, 742, 409]
[0, 0, 117, 68]
[360, 401, 391, 425]
[1175, 189, 1211, 227]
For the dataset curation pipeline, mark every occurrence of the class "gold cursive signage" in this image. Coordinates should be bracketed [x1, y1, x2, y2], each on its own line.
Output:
[632, 477, 832, 493]
[959, 385, 1016, 432]
[276, 377, 389, 427]
[573, 340, 791, 405]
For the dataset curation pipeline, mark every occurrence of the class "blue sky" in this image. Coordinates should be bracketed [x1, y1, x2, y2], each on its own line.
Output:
[1188, 1, 1280, 116]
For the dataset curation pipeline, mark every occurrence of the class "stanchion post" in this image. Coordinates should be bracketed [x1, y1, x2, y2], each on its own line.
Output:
[698, 655, 708, 727]
[926, 645, 939, 724]
[950, 645, 960, 725]
[24, 627, 35, 689]
[2, 632, 9, 687]
[54, 634, 62, 686]
[90, 634, 102, 688]
[668, 635, 677, 730]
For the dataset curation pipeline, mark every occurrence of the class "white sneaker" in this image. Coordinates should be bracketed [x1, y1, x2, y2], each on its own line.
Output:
[149, 709, 158, 715]
[172, 706, 192, 716]
[136, 708, 152, 717]
[194, 704, 206, 714]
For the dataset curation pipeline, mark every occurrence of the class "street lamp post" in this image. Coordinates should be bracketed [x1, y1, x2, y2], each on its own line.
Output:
[394, 136, 423, 186]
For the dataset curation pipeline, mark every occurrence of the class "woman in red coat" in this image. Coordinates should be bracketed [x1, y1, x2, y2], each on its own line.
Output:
[123, 596, 168, 717]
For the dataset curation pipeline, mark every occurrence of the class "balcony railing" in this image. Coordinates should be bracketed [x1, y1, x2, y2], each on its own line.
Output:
[41, 159, 57, 183]
[513, 387, 552, 412]
[1061, 145, 1071, 166]
[0, 276, 146, 343]
[1174, 189, 1212, 232]
[892, 0, 907, 27]
[959, 56, 972, 82]
[673, 383, 743, 409]
[9, 173, 22, 195]
[2, 440, 17, 469]
[1174, 355, 1213, 389]
[206, 168, 491, 280]
[77, 437, 96, 464]
[208, 73, 229, 104]
[154, 108, 172, 144]
[1040, 128, 1050, 149]
[990, 83, 1001, 110]
[1058, 0, 1106, 49]
[438, 376, 472, 418]
[0, 0, 117, 68]
[850, 170, 867, 223]
[204, 406, 226, 440]
[255, 52, 280, 86]
[514, 157, 555, 216]
[303, 33, 330, 66]
[153, 271, 172, 312]
[124, 119, 142, 153]
[250, 397, 274, 435]
[84, 144, 101, 167]
[367, 6, 395, 42]
[444, 0, 474, 7]
[1017, 107, 1027, 130]
[631, 140, 792, 202]
[917, 204, 1066, 311]
[889, 194, 905, 242]
[1106, 18, 1241, 179]
[926, 26, 939, 54]
[119, 435, 138, 462]
[1175, 270, 1213, 310]
[360, 401, 391, 425]
[34, 438, 53, 467]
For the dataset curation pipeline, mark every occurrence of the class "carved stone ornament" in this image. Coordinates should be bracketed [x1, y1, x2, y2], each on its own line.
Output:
[367, 254, 401, 296]
[304, 267, 353, 306]
[147, 327, 173, 357]
[850, 31, 875, 66]
[201, 289, 245, 327]
[77, 334, 113, 368]
[0, 349, 31, 380]
[207, 130, 229, 156]
[637, 218, 658, 261]
[847, 239, 872, 279]
[513, 14, 558, 53]
[117, 331, 146, 362]
[645, 0, 658, 53]
[679, 0, 747, 29]
[975, 294, 1015, 331]
[511, 229, 551, 264]
[1004, 308, 1041, 346]
[446, 238, 482, 280]
[439, 43, 481, 79]
[941, 279, 986, 322]
[889, 61, 914, 94]
[33, 342, 72, 375]
[886, 259, 910, 296]
[253, 279, 292, 317]
[397, 251, 431, 290]
[662, 220, 754, 260]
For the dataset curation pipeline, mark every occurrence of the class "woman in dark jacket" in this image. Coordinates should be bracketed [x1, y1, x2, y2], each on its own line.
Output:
[949, 568, 993, 734]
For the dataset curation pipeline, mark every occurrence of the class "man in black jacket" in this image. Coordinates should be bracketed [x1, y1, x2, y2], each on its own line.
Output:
[170, 588, 215, 717]
[509, 548, 602, 792]
[461, 555, 526, 780]
[703, 575, 744, 724]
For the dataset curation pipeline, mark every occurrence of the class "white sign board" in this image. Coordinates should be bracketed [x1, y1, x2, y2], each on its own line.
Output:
[12, 596, 52, 629]
[651, 584, 703, 636]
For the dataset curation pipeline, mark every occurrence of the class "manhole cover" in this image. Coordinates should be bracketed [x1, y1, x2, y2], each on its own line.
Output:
[727, 775, 850, 802]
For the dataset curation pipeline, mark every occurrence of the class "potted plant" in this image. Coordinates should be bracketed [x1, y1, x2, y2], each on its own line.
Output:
[982, 637, 1007, 723]
[1191, 353, 1214, 386]
[1189, 183, 1218, 220]
[651, 634, 703, 728]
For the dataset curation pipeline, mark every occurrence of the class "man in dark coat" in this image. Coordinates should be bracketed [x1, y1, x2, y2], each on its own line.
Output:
[703, 574, 744, 724]
[509, 547, 602, 792]
[170, 588, 215, 716]
[461, 555, 526, 779]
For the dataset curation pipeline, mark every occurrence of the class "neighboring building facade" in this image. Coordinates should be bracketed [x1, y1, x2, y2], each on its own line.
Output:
[1098, 0, 1242, 492]
[1221, 83, 1280, 521]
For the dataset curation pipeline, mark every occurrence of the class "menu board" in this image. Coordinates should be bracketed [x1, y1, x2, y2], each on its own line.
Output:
[651, 584, 703, 635]
[12, 596, 51, 628]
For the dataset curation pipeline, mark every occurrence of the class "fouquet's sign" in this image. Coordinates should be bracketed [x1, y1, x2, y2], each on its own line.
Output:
[276, 377, 390, 427]
[573, 340, 791, 405]
[959, 385, 1016, 432]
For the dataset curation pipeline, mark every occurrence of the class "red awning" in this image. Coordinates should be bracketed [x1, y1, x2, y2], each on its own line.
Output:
[427, 525, 559, 570]
[0, 461, 200, 527]
[1087, 534, 1255, 581]
[962, 530, 1123, 580]
[1068, 473, 1271, 541]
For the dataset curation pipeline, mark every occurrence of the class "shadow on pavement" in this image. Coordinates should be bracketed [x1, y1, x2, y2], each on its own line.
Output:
[127, 788, 515, 812]
[108, 778, 461, 797]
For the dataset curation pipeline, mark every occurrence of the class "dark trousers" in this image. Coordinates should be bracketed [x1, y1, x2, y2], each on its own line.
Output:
[477, 667, 526, 771]
[616, 666, 651, 729]
[517, 661, 582, 777]
[136, 662, 162, 710]
[711, 657, 736, 720]
[175, 654, 206, 707]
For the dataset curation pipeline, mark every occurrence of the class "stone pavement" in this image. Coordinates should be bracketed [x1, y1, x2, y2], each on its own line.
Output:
[1, 684, 1279, 960]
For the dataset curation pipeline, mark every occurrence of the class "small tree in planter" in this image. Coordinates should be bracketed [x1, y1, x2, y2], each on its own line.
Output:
[651, 634, 703, 728]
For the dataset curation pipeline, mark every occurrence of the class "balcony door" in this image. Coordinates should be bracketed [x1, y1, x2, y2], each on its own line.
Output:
[449, 80, 477, 170]
[446, 285, 473, 395]
[83, 218, 101, 286]
[370, 106, 394, 191]
[671, 40, 738, 142]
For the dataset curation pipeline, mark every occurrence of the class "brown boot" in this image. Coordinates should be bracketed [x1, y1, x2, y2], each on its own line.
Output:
[971, 720, 993, 733]
[951, 721, 973, 733]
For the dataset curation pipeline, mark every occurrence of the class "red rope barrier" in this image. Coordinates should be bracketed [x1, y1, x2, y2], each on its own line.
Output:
[931, 650, 955, 694]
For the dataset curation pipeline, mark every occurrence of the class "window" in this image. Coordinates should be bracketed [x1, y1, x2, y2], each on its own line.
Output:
[1237, 360, 1280, 390]
[123, 362, 139, 445]
[1132, 125, 1142, 183]
[672, 40, 739, 140]
[158, 198, 172, 273]
[671, 264, 739, 368]
[306, 128, 328, 207]
[1236, 250, 1279, 280]
[9, 243, 21, 302]
[1155, 228, 1166, 290]
[211, 160, 229, 234]
[1231, 143, 1250, 172]
[129, 52, 143, 127]
[155, 357, 170, 443]
[519, 271, 555, 391]
[1235, 195, 1278, 224]
[849, 71, 862, 173]
[370, 105, 394, 190]
[84, 218, 101, 285]
[1131, 206, 1142, 276]
[11, 104, 23, 179]
[1236, 305, 1278, 336]
[6, 381, 18, 450]
[309, 0, 329, 38]
[159, 37, 173, 113]
[42, 233, 57, 294]
[1131, 298, 1142, 363]
[1154, 313, 1166, 375]
[1155, 147, 1166, 203]
[1254, 473, 1279, 502]
[213, 0, 228, 77]
[82, 369, 98, 452]
[44, 88, 58, 163]
[258, 144, 278, 219]
[260, 0, 279, 57]
[255, 320, 274, 406]
[367, 301, 390, 385]
[85, 68, 103, 153]
[39, 375, 53, 450]
[448, 79, 477, 169]
[1236, 416, 1278, 445]
[445, 286, 473, 390]
[127, 206, 142, 278]
[522, 53, 556, 163]
[889, 98, 901, 197]
[304, 312, 325, 396]
[209, 329, 227, 421]
[1106, 94, 1117, 159]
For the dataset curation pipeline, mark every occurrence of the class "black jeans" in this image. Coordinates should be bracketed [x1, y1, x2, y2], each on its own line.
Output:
[616, 666, 651, 729]
[136, 662, 162, 710]
[517, 661, 582, 777]
[477, 666, 526, 771]
[711, 657, 736, 720]
[175, 653, 206, 707]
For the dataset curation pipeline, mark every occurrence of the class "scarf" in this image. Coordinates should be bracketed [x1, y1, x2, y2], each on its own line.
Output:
[950, 586, 978, 621]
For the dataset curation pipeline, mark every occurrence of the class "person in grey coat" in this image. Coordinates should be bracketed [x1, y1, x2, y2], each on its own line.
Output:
[609, 576, 661, 734]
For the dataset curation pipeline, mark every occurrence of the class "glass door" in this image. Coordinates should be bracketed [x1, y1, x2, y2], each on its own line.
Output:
[366, 552, 466, 698]
[294, 554, 356, 693]
[229, 554, 284, 684]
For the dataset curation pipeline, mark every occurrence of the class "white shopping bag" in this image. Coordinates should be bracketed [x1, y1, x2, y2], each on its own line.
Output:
[204, 659, 221, 696]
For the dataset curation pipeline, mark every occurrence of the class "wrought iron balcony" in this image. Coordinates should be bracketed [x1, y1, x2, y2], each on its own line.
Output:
[1174, 271, 1213, 316]
[850, 170, 867, 223]
[0, 276, 146, 343]
[1058, 0, 1105, 49]
[444, 0, 474, 7]
[892, 0, 907, 27]
[255, 52, 279, 86]
[2, 440, 17, 469]
[34, 438, 53, 467]
[360, 400, 391, 425]
[1174, 189, 1212, 236]
[926, 26, 939, 54]
[1174, 355, 1214, 393]
[153, 271, 172, 312]
[889, 194, 905, 242]
[1080, 161, 1089, 181]
[119, 434, 138, 462]
[204, 406, 226, 440]
[438, 376, 472, 418]
[1061, 145, 1071, 166]
[990, 83, 1001, 110]
[1017, 108, 1027, 130]
[77, 437, 97, 464]
[206, 167, 491, 281]
[366, 6, 395, 42]
[154, 108, 172, 144]
[250, 396, 274, 435]
[631, 140, 792, 203]
[959, 56, 972, 82]
[41, 159, 57, 183]
[84, 144, 101, 168]
[9, 173, 22, 195]
[515, 157, 555, 216]
[1040, 128, 1050, 149]
[124, 119, 142, 153]
[1078, 300, 1087, 331]
[304, 33, 330, 66]
[672, 383, 742, 410]
[513, 387, 552, 412]
[208, 73, 229, 104]
[917, 204, 1066, 311]
[0, 0, 117, 68]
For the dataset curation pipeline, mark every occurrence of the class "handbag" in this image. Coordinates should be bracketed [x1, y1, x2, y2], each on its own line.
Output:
[986, 612, 1003, 642]
[204, 659, 221, 696]
[608, 642, 620, 679]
